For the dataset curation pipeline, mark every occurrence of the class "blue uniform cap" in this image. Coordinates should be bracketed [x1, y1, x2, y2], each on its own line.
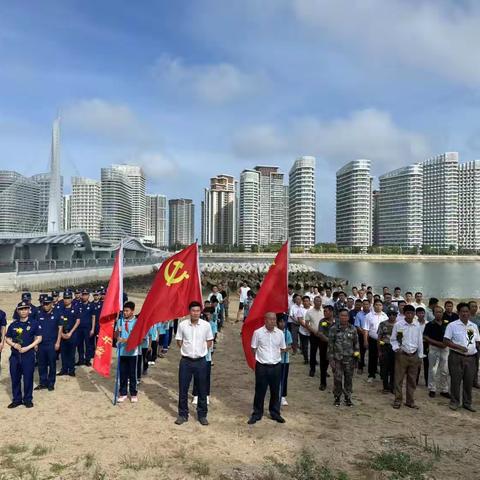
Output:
[51, 290, 59, 297]
[42, 295, 53, 304]
[386, 306, 398, 315]
[17, 301, 30, 309]
[21, 292, 31, 301]
[63, 291, 73, 299]
[81, 288, 90, 295]
[74, 289, 81, 294]
[93, 291, 100, 296]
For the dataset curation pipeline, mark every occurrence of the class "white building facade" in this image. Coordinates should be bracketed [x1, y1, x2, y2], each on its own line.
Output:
[71, 177, 102, 240]
[459, 160, 480, 251]
[238, 169, 260, 250]
[168, 199, 194, 247]
[146, 194, 168, 248]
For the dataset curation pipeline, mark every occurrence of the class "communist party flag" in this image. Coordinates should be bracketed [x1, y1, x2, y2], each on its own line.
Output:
[126, 242, 202, 351]
[241, 240, 289, 369]
[93, 242, 124, 377]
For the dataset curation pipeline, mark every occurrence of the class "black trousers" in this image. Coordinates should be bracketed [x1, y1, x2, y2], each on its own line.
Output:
[309, 336, 320, 373]
[368, 336, 379, 378]
[193, 361, 212, 396]
[380, 344, 395, 391]
[119, 356, 137, 396]
[178, 357, 208, 419]
[252, 362, 281, 420]
[357, 328, 366, 370]
[299, 333, 309, 364]
[149, 340, 158, 362]
[280, 363, 289, 397]
[319, 342, 328, 387]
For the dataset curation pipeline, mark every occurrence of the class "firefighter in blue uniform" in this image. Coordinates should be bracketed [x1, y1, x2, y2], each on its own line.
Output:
[35, 296, 62, 391]
[58, 291, 80, 377]
[72, 289, 82, 308]
[13, 292, 39, 321]
[5, 302, 42, 408]
[92, 290, 103, 345]
[76, 289, 95, 366]
[51, 291, 62, 311]
[0, 308, 6, 361]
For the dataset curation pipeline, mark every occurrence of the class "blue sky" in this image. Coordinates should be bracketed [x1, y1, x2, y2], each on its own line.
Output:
[1, 0, 480, 241]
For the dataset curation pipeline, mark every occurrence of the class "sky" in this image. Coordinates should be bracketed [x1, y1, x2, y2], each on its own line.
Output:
[1, 0, 480, 241]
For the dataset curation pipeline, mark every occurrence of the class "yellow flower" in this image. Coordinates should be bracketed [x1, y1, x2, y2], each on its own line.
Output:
[379, 341, 385, 346]
[321, 321, 328, 327]
[15, 328, 23, 334]
[443, 320, 448, 324]
[353, 351, 360, 357]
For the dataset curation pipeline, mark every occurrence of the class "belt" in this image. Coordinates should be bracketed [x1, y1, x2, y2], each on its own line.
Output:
[256, 361, 280, 367]
[181, 356, 205, 361]
[400, 350, 418, 356]
[451, 350, 476, 357]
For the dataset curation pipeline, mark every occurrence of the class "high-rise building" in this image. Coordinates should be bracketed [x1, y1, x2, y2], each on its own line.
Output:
[168, 199, 194, 247]
[71, 177, 102, 239]
[0, 171, 40, 234]
[111, 165, 146, 239]
[336, 159, 372, 248]
[47, 117, 62, 233]
[100, 167, 132, 242]
[289, 156, 316, 249]
[378, 165, 423, 248]
[254, 166, 288, 245]
[422, 152, 459, 249]
[146, 194, 168, 248]
[238, 169, 260, 250]
[202, 175, 237, 247]
[63, 194, 71, 231]
[31, 173, 64, 233]
[372, 190, 380, 247]
[459, 160, 480, 251]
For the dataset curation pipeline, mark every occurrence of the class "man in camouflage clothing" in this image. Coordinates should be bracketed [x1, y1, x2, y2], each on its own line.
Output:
[328, 309, 360, 406]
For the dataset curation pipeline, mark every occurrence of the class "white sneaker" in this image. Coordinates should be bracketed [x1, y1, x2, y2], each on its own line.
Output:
[281, 397, 288, 406]
[367, 377, 373, 383]
[192, 396, 198, 405]
[207, 396, 210, 405]
[130, 396, 138, 403]
[117, 395, 127, 403]
[148, 361, 154, 366]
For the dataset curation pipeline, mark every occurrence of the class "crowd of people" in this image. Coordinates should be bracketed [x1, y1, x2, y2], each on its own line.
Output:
[0, 281, 479, 427]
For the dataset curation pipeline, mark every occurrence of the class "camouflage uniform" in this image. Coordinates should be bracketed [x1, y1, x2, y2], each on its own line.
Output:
[328, 323, 359, 401]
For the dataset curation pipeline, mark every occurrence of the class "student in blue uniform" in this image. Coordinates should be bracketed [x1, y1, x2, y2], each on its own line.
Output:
[137, 329, 151, 380]
[58, 291, 80, 377]
[76, 289, 96, 367]
[13, 292, 39, 321]
[115, 301, 139, 403]
[277, 315, 292, 407]
[148, 322, 160, 365]
[35, 296, 62, 391]
[0, 307, 6, 361]
[5, 302, 42, 408]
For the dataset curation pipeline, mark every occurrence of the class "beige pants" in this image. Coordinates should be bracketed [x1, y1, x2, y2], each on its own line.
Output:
[394, 351, 421, 405]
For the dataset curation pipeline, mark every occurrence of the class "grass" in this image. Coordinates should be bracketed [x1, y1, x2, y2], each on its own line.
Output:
[84, 452, 97, 469]
[120, 452, 163, 470]
[187, 458, 211, 478]
[4, 443, 28, 455]
[265, 449, 350, 480]
[50, 462, 71, 475]
[11, 463, 40, 480]
[31, 444, 50, 457]
[370, 452, 432, 480]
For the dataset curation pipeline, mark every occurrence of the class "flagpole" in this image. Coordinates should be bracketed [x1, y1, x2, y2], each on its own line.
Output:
[112, 239, 124, 405]
[279, 239, 290, 412]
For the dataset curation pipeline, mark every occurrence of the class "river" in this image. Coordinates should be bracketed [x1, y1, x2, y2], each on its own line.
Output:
[297, 259, 480, 299]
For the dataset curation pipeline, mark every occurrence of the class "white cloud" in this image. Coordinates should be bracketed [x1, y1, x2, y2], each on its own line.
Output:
[153, 55, 266, 103]
[292, 0, 480, 86]
[63, 98, 145, 140]
[233, 109, 431, 172]
[136, 152, 180, 180]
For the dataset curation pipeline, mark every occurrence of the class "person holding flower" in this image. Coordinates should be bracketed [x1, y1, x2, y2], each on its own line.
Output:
[5, 301, 42, 408]
[443, 302, 480, 412]
[377, 306, 398, 394]
[316, 305, 335, 391]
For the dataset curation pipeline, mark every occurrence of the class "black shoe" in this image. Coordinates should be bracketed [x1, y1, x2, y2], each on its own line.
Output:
[309, 370, 315, 377]
[48, 386, 54, 391]
[440, 392, 451, 399]
[57, 371, 67, 376]
[85, 361, 92, 367]
[271, 415, 286, 423]
[198, 417, 209, 426]
[247, 416, 258, 425]
[174, 416, 188, 425]
[68, 372, 76, 377]
[334, 397, 341, 406]
[7, 402, 22, 409]
[319, 384, 326, 391]
[428, 391, 436, 398]
[473, 384, 480, 389]
[463, 405, 476, 412]
[75, 361, 82, 366]
[24, 401, 34, 408]
[345, 398, 353, 407]
[34, 385, 47, 391]
[326, 373, 331, 377]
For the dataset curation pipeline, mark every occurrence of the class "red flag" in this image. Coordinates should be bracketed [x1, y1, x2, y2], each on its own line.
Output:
[241, 240, 289, 369]
[93, 243, 123, 377]
[126, 243, 202, 351]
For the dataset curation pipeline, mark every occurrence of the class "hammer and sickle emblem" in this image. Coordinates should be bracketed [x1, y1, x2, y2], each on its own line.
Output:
[164, 260, 190, 287]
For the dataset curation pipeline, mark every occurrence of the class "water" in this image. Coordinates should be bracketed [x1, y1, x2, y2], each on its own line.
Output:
[297, 259, 480, 299]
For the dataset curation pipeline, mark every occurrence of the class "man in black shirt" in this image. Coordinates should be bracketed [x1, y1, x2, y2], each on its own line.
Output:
[442, 300, 459, 323]
[424, 306, 450, 398]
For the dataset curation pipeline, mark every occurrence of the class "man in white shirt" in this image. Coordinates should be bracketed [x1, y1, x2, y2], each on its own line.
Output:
[287, 284, 295, 311]
[207, 285, 223, 304]
[288, 294, 303, 355]
[390, 305, 424, 409]
[412, 292, 427, 310]
[237, 282, 251, 322]
[363, 299, 388, 382]
[175, 301, 214, 426]
[322, 287, 335, 307]
[305, 285, 316, 303]
[248, 312, 287, 425]
[444, 302, 480, 412]
[305, 296, 323, 377]
[298, 296, 312, 365]
[392, 287, 404, 306]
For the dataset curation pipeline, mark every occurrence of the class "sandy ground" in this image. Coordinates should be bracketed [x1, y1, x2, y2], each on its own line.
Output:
[0, 291, 480, 480]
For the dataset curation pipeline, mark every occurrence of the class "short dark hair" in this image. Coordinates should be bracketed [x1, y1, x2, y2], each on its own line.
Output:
[210, 295, 218, 304]
[428, 297, 439, 307]
[415, 292, 422, 296]
[338, 308, 349, 316]
[123, 301, 135, 310]
[302, 295, 311, 301]
[415, 307, 425, 313]
[405, 291, 413, 296]
[189, 301, 202, 310]
[323, 305, 334, 312]
[288, 284, 294, 289]
[374, 299, 383, 305]
[468, 300, 477, 307]
[444, 300, 453, 307]
[457, 302, 470, 313]
[394, 287, 401, 291]
[355, 299, 362, 304]
[403, 305, 415, 313]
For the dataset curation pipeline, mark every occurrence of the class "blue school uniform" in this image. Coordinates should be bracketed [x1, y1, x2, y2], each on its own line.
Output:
[116, 316, 138, 397]
[37, 308, 62, 387]
[7, 318, 42, 404]
[280, 329, 292, 398]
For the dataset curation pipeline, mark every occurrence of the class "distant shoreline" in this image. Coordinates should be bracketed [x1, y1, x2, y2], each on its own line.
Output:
[200, 252, 480, 263]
